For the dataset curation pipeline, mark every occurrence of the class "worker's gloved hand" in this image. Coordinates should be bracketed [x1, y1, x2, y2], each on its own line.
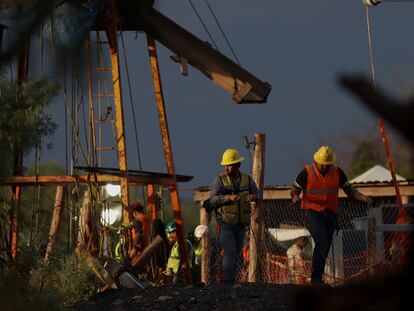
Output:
[162, 268, 173, 276]
[292, 194, 301, 204]
[246, 194, 256, 203]
[228, 194, 240, 202]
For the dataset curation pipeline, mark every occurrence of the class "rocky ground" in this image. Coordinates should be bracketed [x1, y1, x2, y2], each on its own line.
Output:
[70, 283, 303, 311]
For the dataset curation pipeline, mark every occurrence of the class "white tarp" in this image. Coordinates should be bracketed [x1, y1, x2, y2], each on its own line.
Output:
[267, 228, 310, 242]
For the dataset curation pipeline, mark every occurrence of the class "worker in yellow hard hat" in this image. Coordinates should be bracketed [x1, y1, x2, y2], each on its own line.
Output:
[209, 148, 260, 284]
[290, 146, 372, 286]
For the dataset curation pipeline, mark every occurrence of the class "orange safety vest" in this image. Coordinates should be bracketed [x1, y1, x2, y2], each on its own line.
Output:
[301, 163, 340, 212]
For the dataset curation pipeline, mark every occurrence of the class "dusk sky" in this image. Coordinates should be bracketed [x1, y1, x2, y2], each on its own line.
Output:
[35, 0, 414, 192]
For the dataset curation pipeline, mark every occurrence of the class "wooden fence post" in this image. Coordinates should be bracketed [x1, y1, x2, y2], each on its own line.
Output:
[200, 203, 211, 284]
[76, 190, 92, 253]
[248, 133, 265, 282]
[44, 186, 64, 263]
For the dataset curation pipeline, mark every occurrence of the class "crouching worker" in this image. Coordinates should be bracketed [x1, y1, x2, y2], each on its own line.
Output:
[164, 221, 194, 285]
[128, 202, 150, 259]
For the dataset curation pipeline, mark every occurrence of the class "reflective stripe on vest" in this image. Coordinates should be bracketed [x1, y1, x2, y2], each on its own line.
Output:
[219, 172, 251, 225]
[167, 240, 194, 273]
[301, 164, 340, 212]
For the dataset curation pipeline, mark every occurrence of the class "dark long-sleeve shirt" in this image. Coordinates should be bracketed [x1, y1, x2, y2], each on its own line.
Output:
[210, 172, 260, 208]
[291, 166, 356, 197]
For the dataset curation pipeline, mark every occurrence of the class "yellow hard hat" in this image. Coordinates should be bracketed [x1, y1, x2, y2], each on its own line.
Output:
[220, 148, 245, 166]
[313, 146, 336, 165]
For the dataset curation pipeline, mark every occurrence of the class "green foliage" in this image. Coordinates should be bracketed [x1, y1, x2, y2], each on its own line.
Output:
[0, 77, 59, 176]
[349, 140, 384, 178]
[30, 253, 100, 306]
[325, 122, 414, 179]
[11, 160, 67, 250]
[0, 246, 63, 311]
[0, 247, 100, 309]
[0, 272, 63, 311]
[0, 202, 10, 272]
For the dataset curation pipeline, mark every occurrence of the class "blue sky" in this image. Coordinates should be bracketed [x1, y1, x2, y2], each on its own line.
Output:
[36, 1, 414, 191]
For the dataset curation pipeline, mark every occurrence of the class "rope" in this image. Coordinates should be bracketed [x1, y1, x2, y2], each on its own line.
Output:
[364, 7, 377, 91]
[364, 6, 405, 215]
[187, 0, 220, 51]
[204, 0, 241, 65]
[120, 32, 146, 206]
[48, 28, 89, 165]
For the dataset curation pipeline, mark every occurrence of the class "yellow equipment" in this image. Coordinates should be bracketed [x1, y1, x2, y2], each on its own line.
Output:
[313, 146, 336, 165]
[220, 149, 245, 166]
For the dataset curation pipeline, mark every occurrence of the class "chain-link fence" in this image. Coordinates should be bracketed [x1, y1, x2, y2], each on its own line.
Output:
[202, 197, 412, 286]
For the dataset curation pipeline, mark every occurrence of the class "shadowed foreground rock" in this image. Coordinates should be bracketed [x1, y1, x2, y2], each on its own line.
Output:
[70, 283, 300, 311]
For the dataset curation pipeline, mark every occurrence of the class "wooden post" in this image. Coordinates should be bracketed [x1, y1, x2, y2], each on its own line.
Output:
[200, 203, 211, 284]
[248, 133, 265, 282]
[44, 186, 65, 263]
[76, 190, 92, 252]
[368, 217, 377, 275]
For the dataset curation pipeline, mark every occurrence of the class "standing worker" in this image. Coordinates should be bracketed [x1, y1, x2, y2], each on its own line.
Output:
[165, 221, 194, 284]
[210, 148, 259, 284]
[291, 146, 372, 285]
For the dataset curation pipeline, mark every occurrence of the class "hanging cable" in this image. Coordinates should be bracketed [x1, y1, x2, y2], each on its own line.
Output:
[365, 7, 377, 91]
[187, 0, 220, 51]
[364, 6, 405, 218]
[120, 32, 146, 206]
[48, 17, 90, 166]
[204, 0, 241, 65]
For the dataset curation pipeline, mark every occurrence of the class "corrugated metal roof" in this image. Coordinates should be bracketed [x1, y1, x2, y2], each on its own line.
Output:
[350, 165, 405, 183]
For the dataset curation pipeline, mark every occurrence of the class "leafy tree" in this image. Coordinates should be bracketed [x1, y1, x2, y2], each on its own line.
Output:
[0, 77, 59, 177]
[19, 160, 66, 249]
[349, 140, 384, 178]
[0, 76, 59, 268]
[323, 122, 414, 179]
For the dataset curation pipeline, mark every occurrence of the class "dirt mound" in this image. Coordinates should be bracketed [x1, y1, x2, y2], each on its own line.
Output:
[71, 283, 302, 311]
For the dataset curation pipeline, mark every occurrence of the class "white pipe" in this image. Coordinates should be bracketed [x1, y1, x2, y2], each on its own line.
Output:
[364, 0, 414, 6]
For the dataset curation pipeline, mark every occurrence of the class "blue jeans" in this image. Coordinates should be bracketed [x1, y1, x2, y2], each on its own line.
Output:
[304, 210, 336, 282]
[219, 223, 246, 284]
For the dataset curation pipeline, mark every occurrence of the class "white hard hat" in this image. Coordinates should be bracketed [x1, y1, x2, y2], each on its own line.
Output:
[194, 225, 209, 238]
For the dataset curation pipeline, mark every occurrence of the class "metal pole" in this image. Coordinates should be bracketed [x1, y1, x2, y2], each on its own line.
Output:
[146, 34, 192, 284]
[147, 184, 158, 220]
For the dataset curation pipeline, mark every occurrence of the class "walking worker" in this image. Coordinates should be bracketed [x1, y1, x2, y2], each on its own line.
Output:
[290, 146, 372, 285]
[165, 221, 194, 284]
[210, 148, 259, 284]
